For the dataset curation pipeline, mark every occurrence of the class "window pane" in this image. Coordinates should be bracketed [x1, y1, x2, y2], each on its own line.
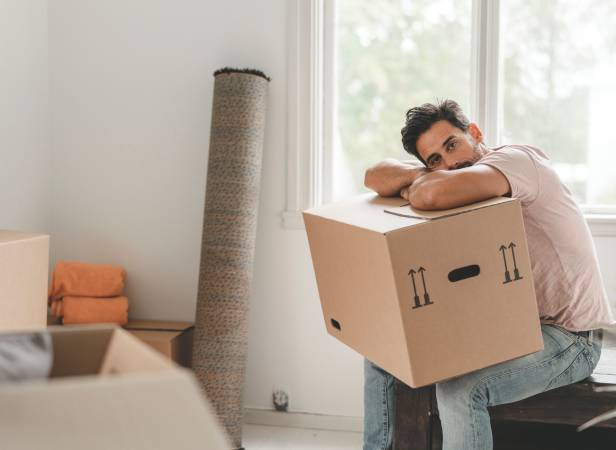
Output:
[332, 0, 472, 201]
[501, 0, 616, 207]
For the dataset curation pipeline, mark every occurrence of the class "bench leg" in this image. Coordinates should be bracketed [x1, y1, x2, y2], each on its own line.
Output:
[393, 381, 437, 450]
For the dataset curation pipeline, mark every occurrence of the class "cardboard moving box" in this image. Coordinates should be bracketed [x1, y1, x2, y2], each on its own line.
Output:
[304, 194, 543, 388]
[0, 325, 230, 450]
[0, 230, 49, 332]
[124, 320, 194, 368]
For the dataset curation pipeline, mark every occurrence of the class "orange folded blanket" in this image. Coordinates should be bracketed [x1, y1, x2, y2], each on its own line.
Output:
[49, 261, 126, 302]
[59, 296, 129, 325]
[50, 298, 64, 317]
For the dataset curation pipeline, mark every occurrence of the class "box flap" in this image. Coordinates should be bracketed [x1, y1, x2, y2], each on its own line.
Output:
[384, 196, 514, 220]
[48, 325, 113, 377]
[129, 329, 182, 342]
[46, 325, 174, 376]
[99, 328, 176, 375]
[304, 193, 425, 233]
[124, 320, 194, 332]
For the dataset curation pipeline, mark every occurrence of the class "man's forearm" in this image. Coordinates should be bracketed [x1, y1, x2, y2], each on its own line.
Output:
[364, 159, 423, 197]
[405, 165, 510, 210]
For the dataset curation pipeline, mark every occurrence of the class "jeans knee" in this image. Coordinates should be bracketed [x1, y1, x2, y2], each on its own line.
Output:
[436, 377, 487, 418]
[364, 359, 393, 381]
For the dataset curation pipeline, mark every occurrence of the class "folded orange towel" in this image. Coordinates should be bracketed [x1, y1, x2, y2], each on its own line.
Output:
[61, 296, 129, 326]
[49, 261, 126, 302]
[50, 298, 64, 317]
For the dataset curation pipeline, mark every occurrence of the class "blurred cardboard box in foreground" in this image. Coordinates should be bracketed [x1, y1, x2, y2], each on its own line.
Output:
[0, 325, 229, 450]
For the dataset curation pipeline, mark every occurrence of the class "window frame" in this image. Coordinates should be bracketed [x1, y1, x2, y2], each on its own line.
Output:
[283, 0, 616, 235]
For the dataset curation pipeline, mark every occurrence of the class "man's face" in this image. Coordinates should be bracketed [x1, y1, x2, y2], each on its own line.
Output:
[416, 120, 485, 171]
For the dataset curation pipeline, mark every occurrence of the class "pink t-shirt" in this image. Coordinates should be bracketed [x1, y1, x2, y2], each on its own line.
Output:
[478, 144, 614, 331]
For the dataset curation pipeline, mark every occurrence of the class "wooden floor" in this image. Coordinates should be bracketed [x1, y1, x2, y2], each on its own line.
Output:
[242, 422, 616, 450]
[243, 424, 362, 450]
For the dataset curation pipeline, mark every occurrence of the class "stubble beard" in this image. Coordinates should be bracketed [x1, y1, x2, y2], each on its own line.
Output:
[465, 140, 487, 167]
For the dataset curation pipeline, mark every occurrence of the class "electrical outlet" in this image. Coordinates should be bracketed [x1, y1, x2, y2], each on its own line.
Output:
[272, 389, 289, 412]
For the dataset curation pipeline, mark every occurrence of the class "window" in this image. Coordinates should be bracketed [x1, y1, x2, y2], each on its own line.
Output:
[283, 0, 616, 233]
[329, 0, 472, 201]
[500, 0, 616, 207]
[326, 0, 616, 210]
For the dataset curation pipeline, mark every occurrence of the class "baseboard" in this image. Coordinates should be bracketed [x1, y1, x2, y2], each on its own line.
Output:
[243, 408, 363, 433]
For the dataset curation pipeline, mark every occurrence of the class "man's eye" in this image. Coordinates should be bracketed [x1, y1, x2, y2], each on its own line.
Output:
[428, 155, 441, 167]
[447, 141, 456, 151]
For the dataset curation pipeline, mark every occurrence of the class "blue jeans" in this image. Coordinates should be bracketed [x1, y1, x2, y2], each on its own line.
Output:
[363, 324, 602, 450]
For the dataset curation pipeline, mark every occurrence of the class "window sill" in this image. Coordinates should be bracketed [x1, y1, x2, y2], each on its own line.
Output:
[585, 214, 616, 237]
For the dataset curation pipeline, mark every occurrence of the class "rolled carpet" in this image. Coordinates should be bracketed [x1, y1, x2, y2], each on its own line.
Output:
[192, 67, 269, 449]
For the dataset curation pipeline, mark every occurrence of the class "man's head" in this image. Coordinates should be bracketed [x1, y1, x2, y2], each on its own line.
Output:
[400, 99, 487, 170]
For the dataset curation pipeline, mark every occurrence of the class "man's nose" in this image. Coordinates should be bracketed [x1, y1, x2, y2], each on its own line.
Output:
[447, 158, 469, 171]
[444, 157, 459, 170]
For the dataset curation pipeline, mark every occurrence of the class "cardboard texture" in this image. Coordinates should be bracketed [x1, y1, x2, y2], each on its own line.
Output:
[0, 230, 49, 332]
[0, 325, 230, 450]
[124, 320, 194, 368]
[304, 194, 543, 388]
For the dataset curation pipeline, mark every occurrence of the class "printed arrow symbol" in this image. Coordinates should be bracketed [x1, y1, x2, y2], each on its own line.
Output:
[418, 267, 427, 291]
[408, 269, 418, 295]
[500, 245, 512, 283]
[408, 269, 422, 309]
[508, 242, 517, 267]
[509, 242, 523, 280]
[499, 245, 509, 271]
[418, 267, 433, 305]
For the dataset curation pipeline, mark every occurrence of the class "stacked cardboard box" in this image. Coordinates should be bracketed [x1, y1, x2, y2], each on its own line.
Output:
[124, 320, 194, 368]
[0, 230, 49, 332]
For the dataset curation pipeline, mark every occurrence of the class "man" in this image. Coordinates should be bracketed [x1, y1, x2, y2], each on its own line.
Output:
[362, 99, 614, 450]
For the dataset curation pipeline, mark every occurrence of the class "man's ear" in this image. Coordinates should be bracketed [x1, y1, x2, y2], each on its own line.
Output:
[468, 123, 484, 143]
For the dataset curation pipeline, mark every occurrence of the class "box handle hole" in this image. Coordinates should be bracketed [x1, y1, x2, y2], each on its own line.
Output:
[448, 264, 480, 282]
[330, 318, 341, 331]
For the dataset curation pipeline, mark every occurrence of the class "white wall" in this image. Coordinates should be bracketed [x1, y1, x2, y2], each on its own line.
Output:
[46, 0, 364, 417]
[0, 0, 51, 233]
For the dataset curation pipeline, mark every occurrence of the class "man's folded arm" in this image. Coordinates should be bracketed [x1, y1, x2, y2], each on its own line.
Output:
[364, 159, 426, 197]
[406, 165, 511, 210]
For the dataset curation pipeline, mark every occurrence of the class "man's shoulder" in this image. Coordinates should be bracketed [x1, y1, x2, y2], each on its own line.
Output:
[488, 144, 550, 162]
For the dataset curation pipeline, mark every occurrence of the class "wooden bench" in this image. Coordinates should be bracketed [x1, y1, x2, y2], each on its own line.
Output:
[393, 336, 616, 450]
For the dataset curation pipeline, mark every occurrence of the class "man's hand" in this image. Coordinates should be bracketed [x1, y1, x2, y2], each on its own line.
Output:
[400, 185, 411, 201]
[364, 158, 428, 197]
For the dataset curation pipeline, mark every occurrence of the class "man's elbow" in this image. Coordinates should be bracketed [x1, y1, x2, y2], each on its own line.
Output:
[363, 168, 375, 190]
[364, 168, 390, 196]
[408, 184, 439, 210]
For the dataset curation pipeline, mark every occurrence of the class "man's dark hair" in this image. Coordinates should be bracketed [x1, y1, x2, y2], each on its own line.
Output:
[400, 99, 470, 164]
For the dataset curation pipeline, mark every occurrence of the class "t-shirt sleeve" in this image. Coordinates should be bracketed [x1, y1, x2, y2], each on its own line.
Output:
[477, 147, 540, 204]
